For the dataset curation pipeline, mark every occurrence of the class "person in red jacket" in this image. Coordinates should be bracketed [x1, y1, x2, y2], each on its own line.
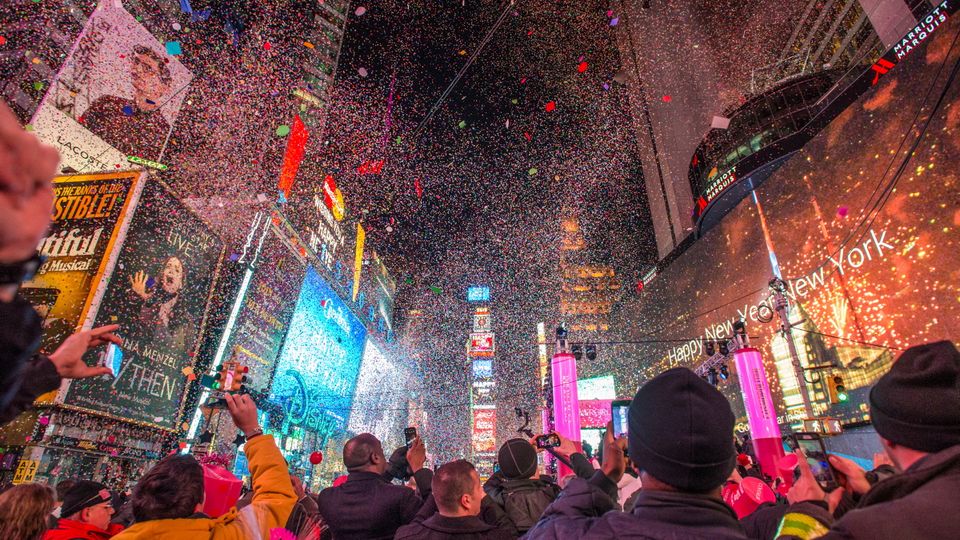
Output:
[44, 481, 124, 540]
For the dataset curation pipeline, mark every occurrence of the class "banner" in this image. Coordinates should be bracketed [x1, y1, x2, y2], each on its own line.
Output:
[64, 180, 223, 429]
[31, 0, 193, 171]
[21, 171, 140, 353]
[221, 222, 306, 394]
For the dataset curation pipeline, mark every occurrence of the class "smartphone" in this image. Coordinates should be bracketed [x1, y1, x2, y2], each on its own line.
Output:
[100, 342, 123, 377]
[792, 432, 839, 490]
[404, 427, 418, 447]
[535, 433, 561, 449]
[612, 399, 631, 437]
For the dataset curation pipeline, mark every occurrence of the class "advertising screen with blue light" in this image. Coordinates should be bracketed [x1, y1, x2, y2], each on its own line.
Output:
[270, 266, 367, 438]
[467, 286, 490, 302]
[472, 359, 493, 379]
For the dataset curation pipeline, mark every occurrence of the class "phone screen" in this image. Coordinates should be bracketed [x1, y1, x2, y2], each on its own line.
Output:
[612, 400, 630, 437]
[535, 433, 560, 449]
[404, 427, 417, 447]
[795, 434, 837, 489]
[101, 343, 123, 377]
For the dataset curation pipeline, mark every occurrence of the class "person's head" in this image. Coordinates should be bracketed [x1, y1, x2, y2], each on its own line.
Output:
[131, 454, 204, 522]
[582, 441, 593, 460]
[61, 481, 114, 530]
[432, 460, 484, 517]
[870, 341, 960, 471]
[55, 478, 77, 504]
[0, 483, 54, 540]
[628, 367, 736, 495]
[160, 256, 186, 295]
[130, 45, 172, 109]
[343, 433, 387, 474]
[497, 438, 538, 480]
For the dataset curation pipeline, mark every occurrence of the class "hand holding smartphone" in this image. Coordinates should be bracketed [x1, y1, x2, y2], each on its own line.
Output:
[791, 432, 843, 491]
[534, 433, 561, 449]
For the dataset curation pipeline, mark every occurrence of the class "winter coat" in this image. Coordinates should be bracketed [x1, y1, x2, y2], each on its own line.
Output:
[483, 452, 595, 533]
[526, 472, 748, 539]
[740, 501, 789, 540]
[616, 472, 643, 511]
[111, 434, 296, 540]
[43, 519, 124, 540]
[316, 468, 434, 540]
[776, 444, 960, 539]
[394, 514, 516, 540]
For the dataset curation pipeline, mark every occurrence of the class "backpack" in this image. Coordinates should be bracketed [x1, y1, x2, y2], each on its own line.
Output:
[499, 479, 560, 533]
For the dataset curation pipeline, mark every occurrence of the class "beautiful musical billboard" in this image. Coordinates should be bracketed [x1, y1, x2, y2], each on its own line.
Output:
[21, 171, 141, 353]
[613, 15, 960, 432]
[63, 180, 223, 429]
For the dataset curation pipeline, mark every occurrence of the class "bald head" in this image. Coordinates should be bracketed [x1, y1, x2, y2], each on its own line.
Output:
[343, 433, 386, 474]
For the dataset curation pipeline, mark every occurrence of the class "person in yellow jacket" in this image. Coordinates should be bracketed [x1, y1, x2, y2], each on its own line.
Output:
[113, 393, 296, 539]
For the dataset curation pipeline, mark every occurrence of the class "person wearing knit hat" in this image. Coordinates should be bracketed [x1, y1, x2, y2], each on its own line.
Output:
[525, 368, 749, 539]
[778, 340, 960, 540]
[42, 480, 123, 540]
[497, 438, 539, 480]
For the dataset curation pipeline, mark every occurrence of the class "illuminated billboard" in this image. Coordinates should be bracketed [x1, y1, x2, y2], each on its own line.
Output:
[64, 179, 223, 429]
[467, 286, 490, 302]
[471, 408, 497, 453]
[611, 16, 960, 432]
[31, 1, 193, 171]
[469, 333, 495, 357]
[21, 171, 141, 354]
[270, 266, 367, 439]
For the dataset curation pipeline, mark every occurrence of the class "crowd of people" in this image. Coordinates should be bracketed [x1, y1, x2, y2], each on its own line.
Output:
[1, 104, 959, 539]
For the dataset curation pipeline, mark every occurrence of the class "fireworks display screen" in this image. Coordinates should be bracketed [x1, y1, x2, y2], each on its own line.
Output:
[613, 15, 960, 431]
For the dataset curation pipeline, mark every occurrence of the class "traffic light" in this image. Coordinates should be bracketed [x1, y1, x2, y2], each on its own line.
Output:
[213, 364, 229, 390]
[719, 363, 730, 380]
[827, 374, 849, 404]
[584, 343, 597, 361]
[228, 365, 250, 392]
[212, 362, 250, 393]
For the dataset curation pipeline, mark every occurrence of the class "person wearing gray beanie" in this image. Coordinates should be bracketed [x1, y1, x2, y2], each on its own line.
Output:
[779, 340, 960, 540]
[525, 368, 749, 539]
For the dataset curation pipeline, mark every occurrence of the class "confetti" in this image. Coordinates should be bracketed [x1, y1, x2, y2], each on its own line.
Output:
[165, 41, 182, 55]
[355, 6, 367, 16]
[276, 124, 291, 136]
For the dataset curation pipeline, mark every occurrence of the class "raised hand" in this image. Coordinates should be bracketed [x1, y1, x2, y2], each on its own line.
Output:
[129, 270, 153, 300]
[49, 325, 122, 379]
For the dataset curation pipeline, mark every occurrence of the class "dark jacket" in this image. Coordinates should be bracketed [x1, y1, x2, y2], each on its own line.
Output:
[316, 468, 433, 540]
[395, 496, 517, 539]
[776, 444, 960, 539]
[741, 501, 789, 540]
[526, 472, 748, 539]
[483, 452, 595, 533]
[0, 296, 54, 425]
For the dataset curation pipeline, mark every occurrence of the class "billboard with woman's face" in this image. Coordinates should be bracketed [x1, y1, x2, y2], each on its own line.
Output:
[63, 179, 223, 430]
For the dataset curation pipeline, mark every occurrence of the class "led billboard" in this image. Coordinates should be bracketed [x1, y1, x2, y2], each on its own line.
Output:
[270, 266, 367, 440]
[467, 286, 490, 302]
[612, 15, 960, 435]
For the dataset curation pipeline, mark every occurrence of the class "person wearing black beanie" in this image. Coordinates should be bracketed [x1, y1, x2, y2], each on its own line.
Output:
[778, 340, 960, 540]
[525, 368, 748, 540]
